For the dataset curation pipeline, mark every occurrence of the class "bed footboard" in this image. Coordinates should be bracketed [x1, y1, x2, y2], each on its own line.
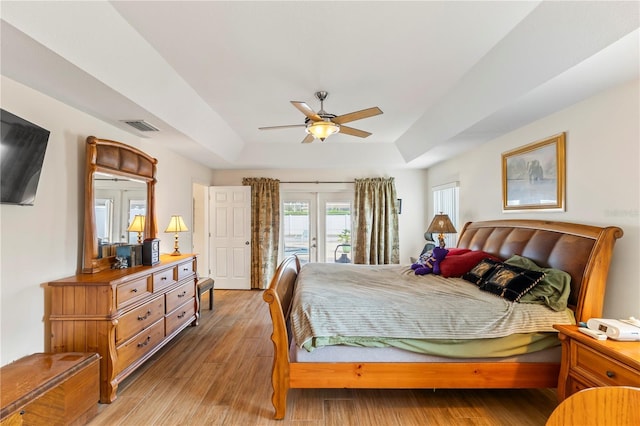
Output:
[262, 255, 300, 420]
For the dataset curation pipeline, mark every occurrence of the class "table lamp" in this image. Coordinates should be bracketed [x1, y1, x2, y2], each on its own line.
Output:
[164, 215, 188, 255]
[127, 214, 145, 244]
[426, 213, 457, 249]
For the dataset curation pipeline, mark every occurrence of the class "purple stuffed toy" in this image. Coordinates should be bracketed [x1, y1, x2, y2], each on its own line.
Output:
[411, 247, 448, 275]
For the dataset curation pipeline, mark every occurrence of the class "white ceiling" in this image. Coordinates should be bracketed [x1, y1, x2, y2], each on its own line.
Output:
[1, 1, 638, 170]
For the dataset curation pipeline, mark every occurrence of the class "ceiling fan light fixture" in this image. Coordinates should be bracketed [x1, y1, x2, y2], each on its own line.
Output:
[306, 120, 340, 141]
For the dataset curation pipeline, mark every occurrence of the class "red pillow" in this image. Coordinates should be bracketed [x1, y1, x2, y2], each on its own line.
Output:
[440, 250, 501, 278]
[446, 248, 472, 256]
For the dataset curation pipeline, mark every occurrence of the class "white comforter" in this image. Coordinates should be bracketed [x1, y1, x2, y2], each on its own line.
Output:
[290, 263, 575, 349]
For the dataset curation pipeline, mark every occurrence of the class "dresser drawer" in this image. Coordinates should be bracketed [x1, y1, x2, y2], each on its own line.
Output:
[165, 299, 196, 336]
[152, 268, 176, 292]
[165, 281, 195, 313]
[572, 342, 640, 387]
[177, 260, 195, 280]
[116, 296, 165, 345]
[115, 319, 164, 376]
[116, 276, 151, 308]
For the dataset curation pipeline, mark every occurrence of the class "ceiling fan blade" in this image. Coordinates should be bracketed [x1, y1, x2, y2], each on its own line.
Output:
[291, 101, 322, 122]
[301, 134, 314, 144]
[259, 124, 306, 130]
[333, 107, 383, 124]
[339, 125, 372, 138]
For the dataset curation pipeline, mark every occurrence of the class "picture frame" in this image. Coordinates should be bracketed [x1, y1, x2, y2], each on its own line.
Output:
[502, 133, 565, 211]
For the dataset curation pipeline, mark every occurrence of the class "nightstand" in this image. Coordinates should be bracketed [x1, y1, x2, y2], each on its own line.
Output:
[554, 324, 640, 402]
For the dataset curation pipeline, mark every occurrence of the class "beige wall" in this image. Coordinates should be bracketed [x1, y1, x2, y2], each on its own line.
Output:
[0, 77, 215, 365]
[427, 78, 640, 318]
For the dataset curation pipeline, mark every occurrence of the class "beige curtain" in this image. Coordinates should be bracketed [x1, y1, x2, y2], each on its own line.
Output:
[242, 178, 280, 289]
[353, 177, 399, 264]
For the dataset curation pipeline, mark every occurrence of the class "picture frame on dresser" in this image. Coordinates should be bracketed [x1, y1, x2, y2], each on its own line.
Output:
[502, 132, 566, 212]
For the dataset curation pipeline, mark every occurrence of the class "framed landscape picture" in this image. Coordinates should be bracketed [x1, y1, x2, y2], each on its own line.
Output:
[502, 133, 566, 211]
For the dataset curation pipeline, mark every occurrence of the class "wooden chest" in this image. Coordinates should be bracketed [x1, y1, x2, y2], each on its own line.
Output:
[0, 352, 100, 425]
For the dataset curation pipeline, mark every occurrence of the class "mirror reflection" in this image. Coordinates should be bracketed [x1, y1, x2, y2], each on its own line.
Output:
[94, 172, 146, 246]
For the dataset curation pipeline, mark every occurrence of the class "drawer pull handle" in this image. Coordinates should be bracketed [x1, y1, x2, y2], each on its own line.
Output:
[183, 268, 189, 271]
[606, 370, 615, 378]
[131, 288, 138, 293]
[137, 336, 151, 347]
[178, 311, 187, 319]
[161, 276, 167, 281]
[137, 310, 152, 321]
[177, 291, 187, 298]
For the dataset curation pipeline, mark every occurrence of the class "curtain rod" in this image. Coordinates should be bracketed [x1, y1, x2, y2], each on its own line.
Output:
[280, 181, 354, 184]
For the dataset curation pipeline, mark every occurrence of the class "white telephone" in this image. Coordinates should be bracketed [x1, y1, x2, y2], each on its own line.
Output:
[586, 317, 640, 341]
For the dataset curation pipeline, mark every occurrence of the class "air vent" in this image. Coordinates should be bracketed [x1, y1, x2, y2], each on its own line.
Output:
[121, 120, 160, 132]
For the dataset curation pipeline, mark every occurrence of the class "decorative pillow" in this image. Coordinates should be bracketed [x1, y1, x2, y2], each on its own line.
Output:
[461, 258, 502, 285]
[505, 254, 571, 311]
[446, 248, 472, 256]
[439, 250, 501, 278]
[480, 263, 546, 302]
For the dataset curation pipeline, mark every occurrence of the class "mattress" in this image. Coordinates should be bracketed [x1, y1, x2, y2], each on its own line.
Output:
[291, 338, 562, 363]
[292, 263, 575, 353]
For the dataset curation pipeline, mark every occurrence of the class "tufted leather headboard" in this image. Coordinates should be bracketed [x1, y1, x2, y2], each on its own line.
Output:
[456, 220, 623, 322]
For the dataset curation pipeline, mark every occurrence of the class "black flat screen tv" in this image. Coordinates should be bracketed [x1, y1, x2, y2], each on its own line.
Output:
[1, 109, 50, 206]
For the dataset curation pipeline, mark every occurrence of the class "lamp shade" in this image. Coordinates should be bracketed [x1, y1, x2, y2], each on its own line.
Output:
[127, 214, 145, 233]
[426, 213, 457, 234]
[164, 215, 188, 233]
[306, 120, 340, 141]
[426, 213, 457, 248]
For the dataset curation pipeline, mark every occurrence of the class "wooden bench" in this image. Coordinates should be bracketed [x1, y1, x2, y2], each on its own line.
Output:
[197, 278, 215, 315]
[0, 352, 100, 425]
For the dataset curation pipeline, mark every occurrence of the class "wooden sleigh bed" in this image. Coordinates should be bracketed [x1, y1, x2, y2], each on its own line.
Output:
[262, 219, 623, 419]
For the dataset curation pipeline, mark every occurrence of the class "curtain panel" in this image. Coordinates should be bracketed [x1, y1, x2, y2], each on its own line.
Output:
[353, 177, 399, 264]
[242, 177, 280, 289]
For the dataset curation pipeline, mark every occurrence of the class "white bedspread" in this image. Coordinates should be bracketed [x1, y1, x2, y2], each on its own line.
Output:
[291, 263, 575, 349]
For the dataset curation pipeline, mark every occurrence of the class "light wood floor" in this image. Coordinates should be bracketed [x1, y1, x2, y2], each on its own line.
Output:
[88, 289, 559, 425]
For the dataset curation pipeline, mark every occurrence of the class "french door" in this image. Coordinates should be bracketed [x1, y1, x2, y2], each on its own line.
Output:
[282, 192, 352, 264]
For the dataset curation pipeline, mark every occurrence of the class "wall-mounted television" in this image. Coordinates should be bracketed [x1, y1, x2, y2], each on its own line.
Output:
[1, 109, 50, 206]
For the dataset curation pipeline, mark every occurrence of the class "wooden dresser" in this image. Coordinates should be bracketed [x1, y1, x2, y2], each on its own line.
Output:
[554, 324, 640, 402]
[49, 254, 198, 403]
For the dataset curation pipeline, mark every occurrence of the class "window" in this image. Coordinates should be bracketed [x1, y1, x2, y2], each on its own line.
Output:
[281, 188, 353, 263]
[432, 182, 459, 248]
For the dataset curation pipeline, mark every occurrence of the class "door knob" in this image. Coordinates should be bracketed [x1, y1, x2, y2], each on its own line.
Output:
[245, 241, 250, 245]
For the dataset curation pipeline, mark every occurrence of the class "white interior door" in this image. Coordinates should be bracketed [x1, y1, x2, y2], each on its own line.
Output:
[209, 186, 251, 289]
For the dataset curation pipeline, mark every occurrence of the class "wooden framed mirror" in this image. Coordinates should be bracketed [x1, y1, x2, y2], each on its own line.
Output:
[82, 136, 158, 273]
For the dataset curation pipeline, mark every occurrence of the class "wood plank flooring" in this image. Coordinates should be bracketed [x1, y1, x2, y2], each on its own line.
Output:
[88, 289, 559, 425]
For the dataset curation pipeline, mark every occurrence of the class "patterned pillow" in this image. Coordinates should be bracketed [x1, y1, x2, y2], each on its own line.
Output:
[480, 263, 546, 302]
[461, 258, 502, 285]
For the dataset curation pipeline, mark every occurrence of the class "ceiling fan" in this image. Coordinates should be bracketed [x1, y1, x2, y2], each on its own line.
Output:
[259, 91, 383, 143]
